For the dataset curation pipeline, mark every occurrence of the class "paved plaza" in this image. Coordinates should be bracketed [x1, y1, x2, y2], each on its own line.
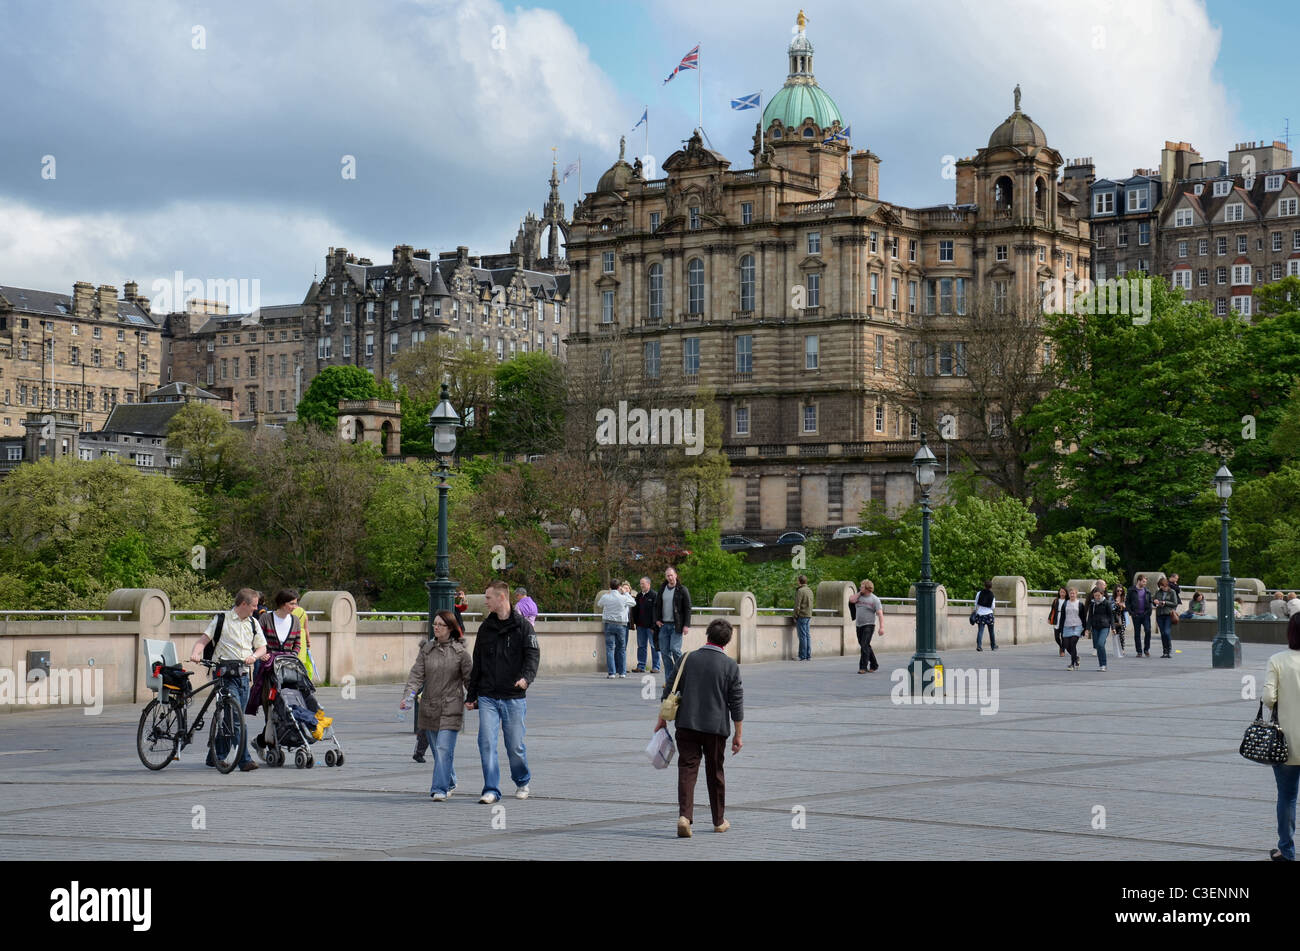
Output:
[0, 638, 1281, 860]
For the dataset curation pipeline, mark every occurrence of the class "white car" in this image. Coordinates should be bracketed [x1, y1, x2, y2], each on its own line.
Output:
[832, 526, 876, 540]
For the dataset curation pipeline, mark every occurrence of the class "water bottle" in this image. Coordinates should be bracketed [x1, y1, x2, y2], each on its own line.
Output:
[396, 692, 414, 722]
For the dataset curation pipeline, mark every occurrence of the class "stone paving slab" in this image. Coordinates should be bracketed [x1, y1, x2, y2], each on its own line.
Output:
[0, 639, 1283, 860]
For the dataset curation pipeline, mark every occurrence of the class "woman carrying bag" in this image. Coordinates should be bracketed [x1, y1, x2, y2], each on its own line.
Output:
[1262, 614, 1300, 860]
[400, 610, 473, 800]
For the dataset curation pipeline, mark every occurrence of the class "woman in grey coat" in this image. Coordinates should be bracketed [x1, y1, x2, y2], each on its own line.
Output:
[400, 610, 473, 800]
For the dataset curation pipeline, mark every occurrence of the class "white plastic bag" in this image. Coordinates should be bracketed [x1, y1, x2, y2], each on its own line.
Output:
[645, 726, 676, 769]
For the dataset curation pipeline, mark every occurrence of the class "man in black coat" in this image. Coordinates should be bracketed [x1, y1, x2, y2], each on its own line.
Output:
[466, 580, 540, 804]
[654, 618, 743, 837]
[632, 576, 661, 674]
[655, 566, 692, 689]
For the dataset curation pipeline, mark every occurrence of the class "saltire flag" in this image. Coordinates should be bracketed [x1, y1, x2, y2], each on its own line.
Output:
[663, 44, 699, 84]
[822, 125, 851, 144]
[633, 108, 648, 130]
[730, 93, 760, 111]
[562, 160, 580, 181]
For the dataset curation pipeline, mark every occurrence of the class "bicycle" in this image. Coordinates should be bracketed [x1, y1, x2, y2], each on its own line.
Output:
[136, 659, 250, 774]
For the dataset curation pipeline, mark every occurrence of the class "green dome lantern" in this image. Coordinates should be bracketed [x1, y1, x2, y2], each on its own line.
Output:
[761, 10, 844, 134]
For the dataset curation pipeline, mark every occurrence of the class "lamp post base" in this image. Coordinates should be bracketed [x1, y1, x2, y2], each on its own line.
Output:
[1211, 634, 1241, 669]
[907, 654, 945, 697]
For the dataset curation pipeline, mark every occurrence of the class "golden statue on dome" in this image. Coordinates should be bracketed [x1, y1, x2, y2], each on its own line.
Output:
[797, 9, 807, 31]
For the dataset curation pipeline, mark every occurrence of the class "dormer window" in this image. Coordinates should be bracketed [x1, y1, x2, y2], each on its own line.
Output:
[1266, 174, 1285, 192]
[1213, 180, 1231, 197]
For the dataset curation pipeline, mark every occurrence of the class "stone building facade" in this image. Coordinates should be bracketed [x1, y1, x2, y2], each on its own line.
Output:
[165, 301, 311, 423]
[564, 15, 1091, 536]
[0, 281, 162, 439]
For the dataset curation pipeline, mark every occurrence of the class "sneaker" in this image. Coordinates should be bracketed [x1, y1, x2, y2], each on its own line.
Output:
[619, 674, 628, 679]
[431, 792, 447, 801]
[677, 816, 692, 838]
[1066, 663, 1076, 671]
[976, 646, 983, 652]
[515, 785, 530, 800]
[1161, 653, 1171, 659]
[714, 819, 730, 833]
[1099, 665, 1107, 671]
[651, 667, 661, 673]
[239, 761, 259, 772]
[479, 792, 500, 804]
[607, 673, 617, 679]
[449, 784, 457, 794]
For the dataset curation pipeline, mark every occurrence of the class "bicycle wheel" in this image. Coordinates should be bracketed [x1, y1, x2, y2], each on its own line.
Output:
[209, 692, 247, 775]
[137, 699, 182, 770]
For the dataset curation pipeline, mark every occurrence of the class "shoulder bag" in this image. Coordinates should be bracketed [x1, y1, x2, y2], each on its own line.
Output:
[1240, 699, 1289, 765]
[658, 652, 690, 720]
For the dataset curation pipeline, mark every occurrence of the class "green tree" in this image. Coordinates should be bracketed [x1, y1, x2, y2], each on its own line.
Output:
[166, 401, 251, 497]
[390, 338, 497, 455]
[1024, 277, 1245, 570]
[296, 365, 380, 431]
[0, 457, 203, 608]
[492, 351, 566, 456]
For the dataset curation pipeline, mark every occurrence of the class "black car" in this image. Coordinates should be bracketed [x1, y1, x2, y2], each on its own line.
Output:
[720, 535, 765, 551]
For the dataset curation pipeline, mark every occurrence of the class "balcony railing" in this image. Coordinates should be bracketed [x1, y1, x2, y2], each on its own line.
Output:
[785, 199, 838, 216]
[734, 371, 753, 383]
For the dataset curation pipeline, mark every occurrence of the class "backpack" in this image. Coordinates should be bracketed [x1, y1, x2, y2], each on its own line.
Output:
[203, 612, 226, 661]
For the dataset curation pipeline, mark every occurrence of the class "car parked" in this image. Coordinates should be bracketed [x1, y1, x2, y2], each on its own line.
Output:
[775, 532, 807, 546]
[720, 535, 766, 551]
[832, 526, 878, 540]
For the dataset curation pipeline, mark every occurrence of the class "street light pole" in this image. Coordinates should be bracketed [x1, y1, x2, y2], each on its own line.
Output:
[425, 382, 462, 627]
[908, 432, 943, 696]
[1212, 462, 1241, 668]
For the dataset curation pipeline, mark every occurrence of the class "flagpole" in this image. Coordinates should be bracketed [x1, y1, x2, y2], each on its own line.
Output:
[644, 106, 649, 168]
[697, 44, 703, 132]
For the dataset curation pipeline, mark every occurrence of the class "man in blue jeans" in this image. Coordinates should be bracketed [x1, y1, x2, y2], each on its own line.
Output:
[466, 580, 540, 804]
[189, 588, 266, 772]
[655, 566, 692, 688]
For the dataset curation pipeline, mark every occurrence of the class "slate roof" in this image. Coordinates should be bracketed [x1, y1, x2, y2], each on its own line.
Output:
[100, 401, 187, 438]
[0, 285, 157, 327]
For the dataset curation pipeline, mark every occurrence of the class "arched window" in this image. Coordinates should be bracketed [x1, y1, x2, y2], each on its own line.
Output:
[739, 255, 755, 312]
[1035, 177, 1046, 211]
[802, 127, 815, 138]
[648, 263, 664, 320]
[773, 127, 783, 139]
[994, 176, 1013, 211]
[687, 258, 705, 314]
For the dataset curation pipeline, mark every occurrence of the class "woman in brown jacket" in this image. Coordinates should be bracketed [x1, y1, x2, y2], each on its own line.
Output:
[401, 610, 473, 800]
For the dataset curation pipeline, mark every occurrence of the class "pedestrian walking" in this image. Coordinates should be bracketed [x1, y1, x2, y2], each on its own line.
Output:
[974, 580, 997, 651]
[655, 566, 692, 688]
[1112, 585, 1128, 658]
[597, 582, 636, 678]
[1130, 575, 1154, 657]
[631, 576, 661, 674]
[1154, 578, 1178, 658]
[793, 575, 814, 661]
[1084, 587, 1114, 670]
[401, 610, 472, 800]
[466, 580, 540, 804]
[654, 618, 743, 838]
[1048, 586, 1067, 656]
[1263, 614, 1300, 860]
[188, 588, 266, 771]
[1057, 587, 1083, 670]
[849, 579, 884, 673]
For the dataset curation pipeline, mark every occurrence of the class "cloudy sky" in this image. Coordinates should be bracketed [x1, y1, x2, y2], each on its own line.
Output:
[0, 0, 1289, 309]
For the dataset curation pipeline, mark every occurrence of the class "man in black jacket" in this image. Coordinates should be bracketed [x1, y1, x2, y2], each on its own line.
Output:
[632, 576, 661, 674]
[655, 566, 692, 689]
[466, 580, 540, 804]
[655, 618, 743, 837]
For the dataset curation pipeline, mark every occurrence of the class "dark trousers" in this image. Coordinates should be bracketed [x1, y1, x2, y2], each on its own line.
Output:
[1157, 614, 1173, 655]
[1131, 613, 1151, 653]
[1053, 626, 1063, 650]
[856, 624, 878, 671]
[975, 615, 995, 648]
[1063, 635, 1080, 666]
[676, 727, 727, 826]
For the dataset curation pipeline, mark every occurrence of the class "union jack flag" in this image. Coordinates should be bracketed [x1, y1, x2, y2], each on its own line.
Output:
[663, 45, 699, 84]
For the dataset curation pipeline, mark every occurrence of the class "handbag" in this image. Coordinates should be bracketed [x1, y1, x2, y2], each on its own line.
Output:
[969, 609, 978, 626]
[1240, 700, 1289, 765]
[658, 653, 690, 720]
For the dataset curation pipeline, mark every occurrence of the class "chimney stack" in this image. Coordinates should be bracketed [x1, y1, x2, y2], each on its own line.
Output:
[457, 246, 469, 266]
[96, 284, 118, 320]
[851, 150, 881, 200]
[72, 281, 95, 319]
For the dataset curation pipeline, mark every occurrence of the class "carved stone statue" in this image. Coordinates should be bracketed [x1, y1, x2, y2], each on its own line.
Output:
[619, 135, 626, 161]
[752, 121, 762, 157]
[1014, 84, 1021, 112]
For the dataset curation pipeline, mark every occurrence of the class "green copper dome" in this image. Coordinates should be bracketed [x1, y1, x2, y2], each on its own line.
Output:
[761, 19, 842, 133]
[763, 83, 843, 132]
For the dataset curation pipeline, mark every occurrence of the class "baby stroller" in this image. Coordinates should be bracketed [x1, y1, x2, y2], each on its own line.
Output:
[253, 653, 345, 768]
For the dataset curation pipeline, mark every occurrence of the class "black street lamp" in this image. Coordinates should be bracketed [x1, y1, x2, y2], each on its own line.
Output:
[908, 432, 943, 695]
[1212, 462, 1241, 669]
[425, 382, 462, 627]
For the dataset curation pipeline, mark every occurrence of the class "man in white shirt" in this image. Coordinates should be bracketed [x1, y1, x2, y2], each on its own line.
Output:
[189, 588, 267, 771]
[1288, 593, 1300, 619]
[597, 582, 637, 678]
